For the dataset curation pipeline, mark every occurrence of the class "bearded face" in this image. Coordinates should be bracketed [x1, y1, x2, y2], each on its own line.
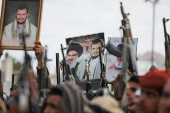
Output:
[90, 43, 102, 59]
[16, 9, 29, 25]
[115, 57, 122, 69]
[66, 50, 78, 64]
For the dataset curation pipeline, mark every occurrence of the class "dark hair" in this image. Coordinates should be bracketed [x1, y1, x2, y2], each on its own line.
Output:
[41, 87, 62, 113]
[91, 39, 103, 48]
[48, 87, 62, 96]
[128, 76, 139, 83]
[17, 4, 29, 13]
[67, 43, 83, 57]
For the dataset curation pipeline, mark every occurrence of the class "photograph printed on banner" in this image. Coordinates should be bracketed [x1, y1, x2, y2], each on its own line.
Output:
[105, 37, 138, 82]
[66, 33, 105, 82]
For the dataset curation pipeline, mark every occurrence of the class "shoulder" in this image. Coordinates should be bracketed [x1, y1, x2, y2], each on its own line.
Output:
[30, 22, 37, 30]
[4, 22, 13, 29]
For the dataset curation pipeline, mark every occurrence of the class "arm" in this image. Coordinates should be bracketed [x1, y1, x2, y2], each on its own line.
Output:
[33, 41, 52, 92]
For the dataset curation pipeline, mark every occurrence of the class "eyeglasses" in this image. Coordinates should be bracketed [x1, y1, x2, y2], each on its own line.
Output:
[67, 54, 78, 57]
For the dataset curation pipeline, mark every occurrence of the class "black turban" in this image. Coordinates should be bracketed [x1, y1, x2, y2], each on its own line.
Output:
[67, 43, 83, 57]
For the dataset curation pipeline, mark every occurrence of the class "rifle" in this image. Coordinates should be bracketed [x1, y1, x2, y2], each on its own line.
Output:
[10, 74, 14, 92]
[85, 60, 94, 100]
[61, 44, 75, 83]
[114, 2, 138, 111]
[16, 33, 38, 113]
[163, 18, 170, 68]
[39, 45, 51, 109]
[99, 47, 105, 88]
[56, 53, 60, 84]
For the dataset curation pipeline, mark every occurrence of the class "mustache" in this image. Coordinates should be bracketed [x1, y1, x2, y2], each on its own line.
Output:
[92, 52, 98, 54]
[67, 59, 73, 62]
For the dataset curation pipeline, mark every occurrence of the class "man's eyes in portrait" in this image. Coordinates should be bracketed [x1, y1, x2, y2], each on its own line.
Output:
[68, 54, 77, 57]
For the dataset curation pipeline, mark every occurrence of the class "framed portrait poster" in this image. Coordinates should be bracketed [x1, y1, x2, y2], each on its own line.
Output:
[0, 0, 43, 50]
[105, 37, 138, 82]
[65, 33, 105, 83]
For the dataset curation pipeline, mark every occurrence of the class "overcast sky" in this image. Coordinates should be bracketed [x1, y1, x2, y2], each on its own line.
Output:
[0, 0, 170, 74]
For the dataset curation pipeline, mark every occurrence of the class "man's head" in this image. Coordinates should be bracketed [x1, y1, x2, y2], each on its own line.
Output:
[137, 70, 169, 113]
[91, 39, 103, 59]
[159, 80, 170, 113]
[66, 43, 83, 64]
[16, 4, 29, 25]
[42, 87, 63, 113]
[43, 82, 88, 113]
[127, 76, 139, 106]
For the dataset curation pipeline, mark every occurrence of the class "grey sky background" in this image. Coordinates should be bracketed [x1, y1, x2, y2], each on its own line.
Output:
[0, 0, 170, 74]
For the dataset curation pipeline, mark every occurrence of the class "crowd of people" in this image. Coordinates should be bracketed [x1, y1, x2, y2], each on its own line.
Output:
[0, 41, 169, 113]
[0, 2, 169, 113]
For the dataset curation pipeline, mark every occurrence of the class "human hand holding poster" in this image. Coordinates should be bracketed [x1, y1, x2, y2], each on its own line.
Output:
[65, 33, 105, 82]
[105, 37, 138, 82]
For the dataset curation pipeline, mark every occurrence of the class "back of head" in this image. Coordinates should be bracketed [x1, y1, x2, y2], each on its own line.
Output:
[84, 96, 124, 113]
[56, 82, 88, 113]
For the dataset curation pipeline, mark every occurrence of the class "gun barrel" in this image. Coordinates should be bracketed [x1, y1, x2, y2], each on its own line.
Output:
[61, 44, 69, 79]
[12, 74, 14, 85]
[120, 2, 126, 19]
[56, 53, 60, 85]
[99, 47, 103, 75]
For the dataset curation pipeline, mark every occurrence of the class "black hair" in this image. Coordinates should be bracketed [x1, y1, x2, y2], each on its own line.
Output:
[91, 39, 103, 48]
[67, 43, 83, 57]
[41, 87, 62, 113]
[128, 76, 139, 83]
[47, 86, 62, 96]
[17, 4, 29, 13]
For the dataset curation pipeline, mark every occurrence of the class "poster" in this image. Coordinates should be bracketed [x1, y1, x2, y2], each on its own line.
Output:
[65, 33, 105, 82]
[105, 37, 138, 82]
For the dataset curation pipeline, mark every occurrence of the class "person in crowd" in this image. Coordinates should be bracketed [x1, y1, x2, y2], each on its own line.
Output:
[127, 76, 139, 107]
[137, 70, 169, 113]
[84, 96, 124, 113]
[42, 81, 88, 113]
[159, 79, 170, 113]
[33, 41, 52, 91]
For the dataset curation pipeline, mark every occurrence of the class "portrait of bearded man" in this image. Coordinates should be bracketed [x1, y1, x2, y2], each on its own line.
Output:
[2, 3, 37, 47]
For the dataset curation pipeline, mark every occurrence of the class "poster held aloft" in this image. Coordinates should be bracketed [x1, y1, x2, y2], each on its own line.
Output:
[0, 0, 43, 50]
[66, 33, 105, 81]
[105, 37, 138, 83]
[65, 33, 105, 91]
